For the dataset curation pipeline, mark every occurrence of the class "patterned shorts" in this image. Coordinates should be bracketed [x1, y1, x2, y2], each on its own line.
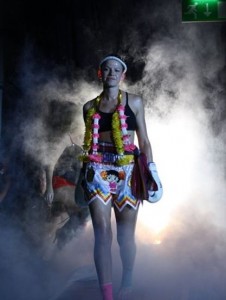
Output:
[83, 162, 139, 212]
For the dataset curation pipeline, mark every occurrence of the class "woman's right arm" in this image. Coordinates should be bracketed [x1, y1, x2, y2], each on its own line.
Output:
[83, 100, 94, 122]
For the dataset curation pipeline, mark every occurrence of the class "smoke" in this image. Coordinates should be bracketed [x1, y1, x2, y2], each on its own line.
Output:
[2, 0, 226, 299]
[9, 43, 100, 168]
[1, 43, 100, 300]
[0, 214, 65, 300]
[123, 4, 226, 300]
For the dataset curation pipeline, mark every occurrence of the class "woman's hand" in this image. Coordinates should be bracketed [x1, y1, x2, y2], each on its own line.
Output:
[44, 164, 54, 206]
[148, 162, 163, 202]
[44, 185, 54, 206]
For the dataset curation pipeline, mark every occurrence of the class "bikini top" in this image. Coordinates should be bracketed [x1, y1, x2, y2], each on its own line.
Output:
[97, 92, 138, 133]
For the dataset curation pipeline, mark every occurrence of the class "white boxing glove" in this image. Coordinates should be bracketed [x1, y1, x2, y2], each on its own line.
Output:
[147, 162, 163, 203]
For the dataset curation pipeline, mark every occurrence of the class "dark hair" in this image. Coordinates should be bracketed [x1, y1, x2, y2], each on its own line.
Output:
[106, 170, 121, 182]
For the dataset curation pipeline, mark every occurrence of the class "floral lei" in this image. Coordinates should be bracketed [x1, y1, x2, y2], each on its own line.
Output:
[81, 90, 136, 165]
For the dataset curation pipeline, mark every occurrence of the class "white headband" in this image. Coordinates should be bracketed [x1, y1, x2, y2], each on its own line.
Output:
[99, 56, 127, 73]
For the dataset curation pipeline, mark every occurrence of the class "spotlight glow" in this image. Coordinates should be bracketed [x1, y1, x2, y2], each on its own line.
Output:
[137, 106, 211, 242]
[139, 202, 171, 235]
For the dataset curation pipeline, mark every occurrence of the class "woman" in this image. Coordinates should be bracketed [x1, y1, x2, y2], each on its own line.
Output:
[81, 54, 162, 300]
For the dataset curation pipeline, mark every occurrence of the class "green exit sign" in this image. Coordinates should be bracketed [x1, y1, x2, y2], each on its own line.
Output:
[182, 0, 226, 22]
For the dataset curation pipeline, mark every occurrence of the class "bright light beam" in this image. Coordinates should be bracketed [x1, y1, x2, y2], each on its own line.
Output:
[137, 105, 213, 243]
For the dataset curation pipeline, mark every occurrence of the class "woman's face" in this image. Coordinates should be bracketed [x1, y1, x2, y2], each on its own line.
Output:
[101, 59, 124, 87]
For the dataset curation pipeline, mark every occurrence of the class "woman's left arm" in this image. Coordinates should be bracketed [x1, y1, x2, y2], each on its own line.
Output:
[133, 95, 163, 202]
[134, 96, 153, 162]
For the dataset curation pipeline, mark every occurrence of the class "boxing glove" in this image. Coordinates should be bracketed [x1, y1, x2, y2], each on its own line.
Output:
[147, 162, 163, 203]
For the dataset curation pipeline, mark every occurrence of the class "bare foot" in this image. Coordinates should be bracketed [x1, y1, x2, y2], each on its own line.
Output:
[117, 287, 132, 300]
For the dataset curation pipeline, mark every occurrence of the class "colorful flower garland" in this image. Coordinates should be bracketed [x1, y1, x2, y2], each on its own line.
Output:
[81, 90, 135, 165]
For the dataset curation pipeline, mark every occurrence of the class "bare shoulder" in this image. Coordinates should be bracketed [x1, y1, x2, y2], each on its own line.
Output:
[83, 98, 96, 113]
[125, 92, 143, 111]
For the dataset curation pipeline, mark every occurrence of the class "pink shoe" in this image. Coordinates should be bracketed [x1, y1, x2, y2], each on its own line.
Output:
[101, 283, 113, 300]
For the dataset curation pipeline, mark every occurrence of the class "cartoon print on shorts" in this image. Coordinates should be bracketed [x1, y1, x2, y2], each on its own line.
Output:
[100, 170, 125, 193]
[128, 175, 132, 187]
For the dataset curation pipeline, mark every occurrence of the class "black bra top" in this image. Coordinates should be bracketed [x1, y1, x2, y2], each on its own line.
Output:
[97, 92, 137, 133]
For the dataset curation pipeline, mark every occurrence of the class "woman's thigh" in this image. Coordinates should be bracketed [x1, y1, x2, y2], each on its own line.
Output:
[114, 205, 139, 240]
[89, 198, 113, 234]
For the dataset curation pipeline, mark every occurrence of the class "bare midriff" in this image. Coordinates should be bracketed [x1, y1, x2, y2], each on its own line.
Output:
[99, 130, 135, 144]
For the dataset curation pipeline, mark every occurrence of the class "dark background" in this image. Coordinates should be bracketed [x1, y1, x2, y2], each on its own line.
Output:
[2, 0, 226, 135]
[1, 1, 226, 300]
[2, 0, 226, 136]
[2, 0, 153, 119]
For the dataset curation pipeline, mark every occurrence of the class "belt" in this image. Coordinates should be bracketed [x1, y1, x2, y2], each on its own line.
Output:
[82, 152, 134, 165]
[80, 142, 137, 165]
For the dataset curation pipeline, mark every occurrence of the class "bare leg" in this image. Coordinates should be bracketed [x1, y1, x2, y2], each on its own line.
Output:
[89, 199, 113, 299]
[114, 205, 139, 299]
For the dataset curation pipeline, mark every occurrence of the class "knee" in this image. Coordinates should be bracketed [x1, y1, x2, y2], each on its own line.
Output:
[117, 232, 136, 249]
[94, 223, 113, 246]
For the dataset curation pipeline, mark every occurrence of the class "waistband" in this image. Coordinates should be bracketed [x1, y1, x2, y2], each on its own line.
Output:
[87, 152, 134, 164]
[95, 142, 135, 164]
[81, 142, 138, 165]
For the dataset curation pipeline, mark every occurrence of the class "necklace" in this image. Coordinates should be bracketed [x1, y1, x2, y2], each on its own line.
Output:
[81, 90, 135, 165]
